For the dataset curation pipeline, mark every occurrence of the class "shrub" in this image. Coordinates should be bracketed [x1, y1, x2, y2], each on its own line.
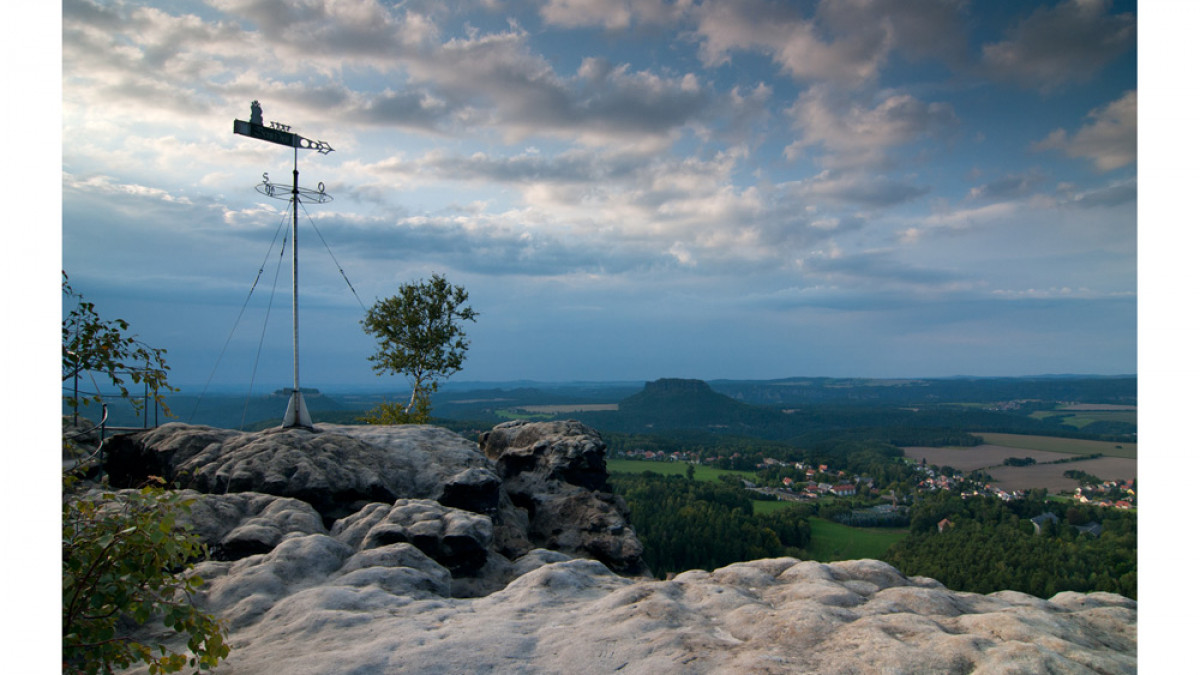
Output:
[62, 475, 229, 674]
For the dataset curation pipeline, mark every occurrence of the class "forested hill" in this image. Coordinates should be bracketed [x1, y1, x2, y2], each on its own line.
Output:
[709, 376, 1136, 407]
[573, 378, 800, 437]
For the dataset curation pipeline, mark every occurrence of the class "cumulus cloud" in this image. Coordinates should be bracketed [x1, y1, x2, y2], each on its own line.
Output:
[817, 0, 970, 66]
[1033, 90, 1136, 171]
[538, 0, 692, 29]
[387, 27, 721, 147]
[692, 0, 889, 85]
[981, 0, 1135, 91]
[784, 86, 957, 169]
[343, 144, 872, 273]
[207, 0, 439, 59]
[63, 172, 194, 205]
[64, 0, 739, 153]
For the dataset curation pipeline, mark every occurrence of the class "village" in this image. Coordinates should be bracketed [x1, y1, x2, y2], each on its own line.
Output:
[612, 447, 1136, 509]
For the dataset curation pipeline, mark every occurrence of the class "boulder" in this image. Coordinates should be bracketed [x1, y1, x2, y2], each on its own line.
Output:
[105, 420, 644, 575]
[103, 423, 503, 526]
[479, 420, 645, 574]
[480, 419, 610, 491]
[330, 499, 493, 576]
[178, 490, 327, 561]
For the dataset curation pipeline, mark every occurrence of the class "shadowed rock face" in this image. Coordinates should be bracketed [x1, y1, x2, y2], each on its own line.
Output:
[99, 421, 1135, 674]
[479, 420, 644, 574]
[102, 420, 645, 579]
[480, 419, 611, 492]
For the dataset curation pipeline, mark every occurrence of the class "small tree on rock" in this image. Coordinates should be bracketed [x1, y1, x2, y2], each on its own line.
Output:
[61, 273, 228, 674]
[361, 274, 478, 424]
[62, 272, 176, 421]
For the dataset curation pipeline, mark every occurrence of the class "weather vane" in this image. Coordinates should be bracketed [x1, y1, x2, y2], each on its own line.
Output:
[233, 101, 334, 430]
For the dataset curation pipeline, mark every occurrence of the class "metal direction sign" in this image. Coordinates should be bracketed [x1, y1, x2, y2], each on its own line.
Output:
[230, 100, 334, 430]
[233, 101, 333, 154]
[233, 119, 299, 148]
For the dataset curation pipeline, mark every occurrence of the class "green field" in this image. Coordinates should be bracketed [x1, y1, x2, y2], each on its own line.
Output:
[751, 499, 806, 515]
[607, 459, 758, 483]
[973, 432, 1136, 459]
[801, 517, 908, 562]
[1030, 410, 1137, 428]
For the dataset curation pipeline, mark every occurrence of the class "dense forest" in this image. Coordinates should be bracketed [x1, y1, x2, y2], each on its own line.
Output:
[610, 472, 810, 578]
[883, 492, 1136, 599]
[612, 470, 1136, 598]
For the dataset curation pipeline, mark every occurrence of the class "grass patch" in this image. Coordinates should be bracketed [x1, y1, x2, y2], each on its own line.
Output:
[801, 517, 908, 563]
[607, 459, 757, 483]
[752, 499, 808, 515]
[973, 433, 1136, 459]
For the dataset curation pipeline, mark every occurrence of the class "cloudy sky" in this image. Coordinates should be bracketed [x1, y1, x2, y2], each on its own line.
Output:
[53, 0, 1145, 391]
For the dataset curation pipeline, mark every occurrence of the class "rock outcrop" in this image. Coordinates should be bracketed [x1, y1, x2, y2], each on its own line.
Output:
[130, 553, 1137, 674]
[480, 420, 644, 574]
[99, 420, 1135, 674]
[103, 419, 643, 586]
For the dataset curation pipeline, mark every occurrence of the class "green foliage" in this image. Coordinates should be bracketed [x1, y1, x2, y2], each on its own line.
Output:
[358, 393, 434, 425]
[62, 272, 176, 417]
[1003, 457, 1037, 467]
[885, 492, 1136, 599]
[61, 272, 228, 672]
[62, 477, 229, 674]
[611, 473, 814, 577]
[361, 274, 477, 422]
[1064, 469, 1105, 486]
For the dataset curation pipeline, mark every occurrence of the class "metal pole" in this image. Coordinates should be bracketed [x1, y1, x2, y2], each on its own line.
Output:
[281, 146, 312, 429]
[292, 147, 300, 396]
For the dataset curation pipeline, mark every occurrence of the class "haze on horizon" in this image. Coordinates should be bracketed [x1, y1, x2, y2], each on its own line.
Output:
[57, 0, 1140, 392]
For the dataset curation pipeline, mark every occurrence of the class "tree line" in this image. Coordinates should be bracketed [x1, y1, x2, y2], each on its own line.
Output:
[610, 472, 810, 578]
[884, 491, 1136, 599]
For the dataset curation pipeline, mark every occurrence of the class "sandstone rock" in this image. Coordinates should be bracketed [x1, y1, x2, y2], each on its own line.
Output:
[318, 423, 502, 514]
[99, 421, 1134, 674]
[122, 556, 1134, 674]
[480, 419, 610, 491]
[104, 424, 401, 524]
[330, 498, 493, 576]
[104, 423, 503, 525]
[479, 420, 645, 574]
[178, 491, 327, 561]
[102, 420, 643, 579]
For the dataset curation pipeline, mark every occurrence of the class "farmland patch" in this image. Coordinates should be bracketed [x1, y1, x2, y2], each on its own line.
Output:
[517, 403, 619, 413]
[972, 433, 1135, 458]
[904, 438, 1136, 492]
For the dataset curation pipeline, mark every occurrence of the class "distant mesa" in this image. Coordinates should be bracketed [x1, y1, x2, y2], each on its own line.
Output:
[272, 387, 321, 397]
[641, 378, 714, 394]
